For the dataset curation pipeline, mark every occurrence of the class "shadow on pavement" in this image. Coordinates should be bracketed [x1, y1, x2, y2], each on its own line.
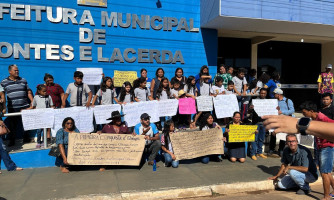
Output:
[257, 165, 280, 176]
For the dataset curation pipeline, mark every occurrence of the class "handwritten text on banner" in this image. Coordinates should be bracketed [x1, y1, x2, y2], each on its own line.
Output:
[196, 96, 213, 112]
[77, 68, 103, 85]
[93, 104, 122, 124]
[228, 125, 258, 143]
[114, 70, 138, 87]
[214, 94, 239, 118]
[22, 108, 55, 130]
[252, 99, 278, 116]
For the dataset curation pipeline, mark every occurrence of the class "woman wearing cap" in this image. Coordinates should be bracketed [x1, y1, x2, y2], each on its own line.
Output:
[101, 111, 131, 134]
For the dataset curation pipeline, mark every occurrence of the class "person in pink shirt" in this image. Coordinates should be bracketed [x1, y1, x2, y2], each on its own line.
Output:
[318, 64, 334, 95]
[300, 101, 334, 200]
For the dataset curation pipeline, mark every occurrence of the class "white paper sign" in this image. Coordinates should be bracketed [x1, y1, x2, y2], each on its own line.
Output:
[123, 101, 160, 127]
[213, 94, 239, 118]
[252, 99, 278, 116]
[53, 107, 94, 133]
[196, 96, 213, 111]
[158, 99, 179, 117]
[93, 104, 122, 124]
[22, 108, 55, 130]
[77, 68, 103, 85]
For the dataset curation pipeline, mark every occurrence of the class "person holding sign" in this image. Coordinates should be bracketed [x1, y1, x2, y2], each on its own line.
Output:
[62, 71, 92, 108]
[134, 113, 161, 166]
[161, 120, 179, 168]
[92, 77, 117, 105]
[224, 112, 247, 163]
[156, 78, 171, 128]
[135, 77, 153, 102]
[170, 68, 187, 89]
[199, 113, 225, 163]
[101, 111, 131, 134]
[31, 85, 55, 148]
[150, 68, 165, 100]
[55, 117, 80, 173]
[268, 135, 318, 195]
[116, 81, 135, 104]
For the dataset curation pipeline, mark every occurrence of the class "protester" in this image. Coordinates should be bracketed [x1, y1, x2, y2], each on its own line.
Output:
[247, 69, 257, 84]
[318, 64, 334, 95]
[225, 81, 235, 94]
[161, 120, 179, 168]
[224, 66, 234, 89]
[177, 90, 191, 130]
[268, 88, 295, 157]
[1, 64, 34, 146]
[0, 86, 5, 115]
[135, 77, 152, 102]
[156, 77, 171, 129]
[0, 119, 23, 173]
[211, 76, 225, 97]
[62, 71, 92, 108]
[195, 65, 212, 95]
[184, 76, 198, 99]
[134, 113, 161, 165]
[199, 113, 224, 163]
[92, 77, 116, 105]
[101, 111, 130, 134]
[252, 73, 270, 94]
[150, 68, 165, 99]
[232, 68, 247, 109]
[36, 73, 64, 108]
[300, 101, 334, 200]
[170, 68, 187, 89]
[264, 71, 281, 98]
[268, 134, 318, 195]
[32, 84, 55, 148]
[248, 88, 268, 160]
[140, 68, 152, 89]
[116, 81, 135, 104]
[55, 117, 80, 173]
[213, 64, 227, 86]
[225, 112, 249, 163]
[320, 93, 334, 119]
[170, 79, 181, 99]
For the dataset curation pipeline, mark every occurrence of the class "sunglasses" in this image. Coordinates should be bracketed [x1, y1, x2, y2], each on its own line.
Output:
[142, 118, 150, 121]
[66, 122, 73, 125]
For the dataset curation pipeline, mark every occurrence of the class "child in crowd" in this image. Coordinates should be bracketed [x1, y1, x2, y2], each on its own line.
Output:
[225, 81, 235, 94]
[170, 79, 181, 99]
[156, 78, 171, 128]
[92, 77, 116, 105]
[32, 84, 55, 148]
[135, 77, 153, 102]
[232, 68, 247, 110]
[62, 71, 92, 108]
[199, 113, 225, 163]
[116, 81, 135, 104]
[178, 90, 190, 130]
[193, 74, 212, 128]
[211, 76, 225, 97]
[161, 120, 179, 168]
[184, 76, 198, 129]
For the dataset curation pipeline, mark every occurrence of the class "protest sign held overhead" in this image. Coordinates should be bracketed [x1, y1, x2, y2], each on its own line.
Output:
[77, 68, 103, 85]
[114, 70, 138, 87]
[67, 133, 145, 165]
[228, 125, 258, 143]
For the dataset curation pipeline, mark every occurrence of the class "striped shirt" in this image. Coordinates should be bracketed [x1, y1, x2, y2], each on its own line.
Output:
[1, 77, 31, 112]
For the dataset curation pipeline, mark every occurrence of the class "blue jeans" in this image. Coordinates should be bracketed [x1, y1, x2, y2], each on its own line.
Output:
[319, 146, 334, 173]
[36, 129, 44, 144]
[164, 153, 179, 168]
[278, 169, 317, 191]
[0, 137, 17, 171]
[250, 123, 265, 156]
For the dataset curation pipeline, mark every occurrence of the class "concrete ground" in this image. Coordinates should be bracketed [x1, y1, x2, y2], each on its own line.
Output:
[0, 156, 283, 200]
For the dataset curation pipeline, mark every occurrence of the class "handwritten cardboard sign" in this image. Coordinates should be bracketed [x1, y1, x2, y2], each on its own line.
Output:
[252, 99, 278, 116]
[22, 108, 55, 130]
[77, 68, 103, 85]
[228, 125, 258, 142]
[67, 133, 145, 166]
[170, 128, 224, 160]
[179, 98, 197, 114]
[196, 96, 213, 112]
[114, 70, 138, 87]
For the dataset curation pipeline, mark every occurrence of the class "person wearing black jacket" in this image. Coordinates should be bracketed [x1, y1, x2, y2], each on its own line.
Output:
[320, 93, 334, 119]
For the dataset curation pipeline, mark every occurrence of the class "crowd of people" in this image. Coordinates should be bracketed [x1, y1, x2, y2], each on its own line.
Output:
[1, 63, 334, 199]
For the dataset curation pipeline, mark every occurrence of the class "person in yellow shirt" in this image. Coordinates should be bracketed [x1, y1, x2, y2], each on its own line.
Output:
[318, 64, 334, 94]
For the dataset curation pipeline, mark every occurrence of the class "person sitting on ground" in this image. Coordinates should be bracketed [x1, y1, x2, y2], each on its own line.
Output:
[0, 120, 23, 174]
[101, 111, 131, 134]
[55, 117, 80, 173]
[161, 120, 179, 168]
[134, 113, 161, 166]
[268, 134, 318, 195]
[199, 113, 224, 163]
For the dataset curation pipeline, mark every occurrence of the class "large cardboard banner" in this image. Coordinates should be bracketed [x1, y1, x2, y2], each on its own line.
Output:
[228, 125, 258, 142]
[123, 101, 160, 127]
[158, 99, 179, 117]
[252, 99, 278, 116]
[179, 98, 197, 114]
[196, 96, 213, 112]
[114, 70, 138, 87]
[22, 108, 55, 130]
[170, 128, 224, 160]
[93, 104, 122, 124]
[67, 133, 145, 165]
[77, 68, 103, 85]
[213, 95, 239, 118]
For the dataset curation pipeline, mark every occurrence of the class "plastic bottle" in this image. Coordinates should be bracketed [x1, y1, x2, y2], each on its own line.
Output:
[153, 160, 156, 171]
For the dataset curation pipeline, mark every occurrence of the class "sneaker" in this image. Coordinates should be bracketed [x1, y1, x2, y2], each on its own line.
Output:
[296, 189, 310, 195]
[257, 154, 267, 159]
[251, 155, 257, 160]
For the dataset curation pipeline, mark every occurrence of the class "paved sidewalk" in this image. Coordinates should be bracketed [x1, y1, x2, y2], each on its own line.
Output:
[0, 157, 284, 200]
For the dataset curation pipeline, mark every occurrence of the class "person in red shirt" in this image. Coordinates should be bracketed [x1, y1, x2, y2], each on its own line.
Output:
[36, 74, 64, 108]
[100, 111, 131, 134]
[300, 101, 334, 200]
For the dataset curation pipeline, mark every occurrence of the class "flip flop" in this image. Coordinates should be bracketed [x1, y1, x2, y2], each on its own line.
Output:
[329, 193, 334, 199]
